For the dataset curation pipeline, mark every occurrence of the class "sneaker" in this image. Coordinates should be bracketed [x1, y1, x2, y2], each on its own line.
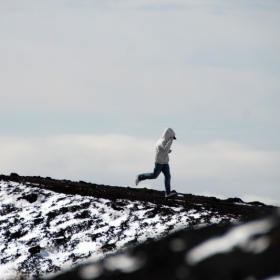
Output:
[135, 175, 140, 186]
[165, 190, 177, 198]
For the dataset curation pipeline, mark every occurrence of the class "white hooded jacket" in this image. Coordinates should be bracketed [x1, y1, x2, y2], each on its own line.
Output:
[155, 128, 176, 164]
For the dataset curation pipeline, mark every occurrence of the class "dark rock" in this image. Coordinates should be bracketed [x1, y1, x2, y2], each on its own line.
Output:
[101, 243, 116, 253]
[74, 210, 91, 219]
[8, 230, 28, 241]
[17, 193, 38, 203]
[249, 201, 267, 207]
[0, 204, 17, 215]
[111, 203, 123, 211]
[10, 172, 19, 176]
[34, 218, 44, 225]
[49, 211, 280, 280]
[28, 245, 41, 255]
[226, 197, 244, 203]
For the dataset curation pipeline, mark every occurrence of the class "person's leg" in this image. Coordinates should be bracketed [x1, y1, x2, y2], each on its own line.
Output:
[161, 164, 171, 194]
[138, 163, 162, 182]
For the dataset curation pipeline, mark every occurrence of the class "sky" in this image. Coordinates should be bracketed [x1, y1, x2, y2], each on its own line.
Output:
[1, 0, 280, 206]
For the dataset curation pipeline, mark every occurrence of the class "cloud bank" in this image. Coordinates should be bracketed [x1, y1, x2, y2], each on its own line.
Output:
[0, 134, 279, 205]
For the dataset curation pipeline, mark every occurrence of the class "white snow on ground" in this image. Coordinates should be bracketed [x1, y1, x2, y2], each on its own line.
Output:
[0, 180, 239, 279]
[186, 218, 273, 265]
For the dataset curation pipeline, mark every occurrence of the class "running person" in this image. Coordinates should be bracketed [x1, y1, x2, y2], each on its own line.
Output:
[135, 128, 177, 197]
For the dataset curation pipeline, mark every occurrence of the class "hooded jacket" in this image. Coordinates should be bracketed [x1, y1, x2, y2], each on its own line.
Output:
[155, 128, 176, 164]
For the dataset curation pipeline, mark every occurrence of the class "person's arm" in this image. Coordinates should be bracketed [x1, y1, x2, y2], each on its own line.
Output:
[160, 137, 173, 151]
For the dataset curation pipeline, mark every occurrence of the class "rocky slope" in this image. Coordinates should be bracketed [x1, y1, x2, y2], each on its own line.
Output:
[52, 209, 280, 280]
[0, 173, 276, 279]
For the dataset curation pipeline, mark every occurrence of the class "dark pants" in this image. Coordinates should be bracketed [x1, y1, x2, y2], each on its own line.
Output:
[139, 163, 171, 194]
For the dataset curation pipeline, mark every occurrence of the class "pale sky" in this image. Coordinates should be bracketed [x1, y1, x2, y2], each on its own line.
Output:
[1, 0, 280, 205]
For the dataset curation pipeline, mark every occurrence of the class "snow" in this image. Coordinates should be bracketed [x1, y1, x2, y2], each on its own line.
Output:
[0, 180, 241, 279]
[78, 263, 103, 280]
[103, 253, 145, 273]
[186, 218, 273, 265]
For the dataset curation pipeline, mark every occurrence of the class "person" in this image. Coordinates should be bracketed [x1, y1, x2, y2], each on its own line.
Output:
[135, 128, 177, 198]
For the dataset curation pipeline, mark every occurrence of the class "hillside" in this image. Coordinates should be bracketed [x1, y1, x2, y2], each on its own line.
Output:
[52, 209, 280, 280]
[0, 173, 276, 279]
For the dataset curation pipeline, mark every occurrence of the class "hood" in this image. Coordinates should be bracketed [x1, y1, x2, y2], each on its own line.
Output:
[162, 128, 176, 141]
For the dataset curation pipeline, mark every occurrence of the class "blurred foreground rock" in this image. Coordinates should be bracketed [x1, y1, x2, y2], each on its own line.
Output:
[49, 210, 280, 280]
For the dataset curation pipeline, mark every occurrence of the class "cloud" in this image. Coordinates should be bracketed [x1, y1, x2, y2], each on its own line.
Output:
[0, 134, 154, 183]
[105, 0, 280, 12]
[173, 140, 280, 178]
[1, 34, 279, 124]
[1, 1, 279, 124]
[172, 140, 280, 199]
[1, 0, 279, 129]
[0, 134, 279, 205]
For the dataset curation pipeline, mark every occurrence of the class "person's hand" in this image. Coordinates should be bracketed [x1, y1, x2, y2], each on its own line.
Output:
[169, 150, 172, 153]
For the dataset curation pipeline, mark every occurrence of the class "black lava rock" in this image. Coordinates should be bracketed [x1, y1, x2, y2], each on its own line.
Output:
[49, 211, 280, 280]
[29, 245, 41, 255]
